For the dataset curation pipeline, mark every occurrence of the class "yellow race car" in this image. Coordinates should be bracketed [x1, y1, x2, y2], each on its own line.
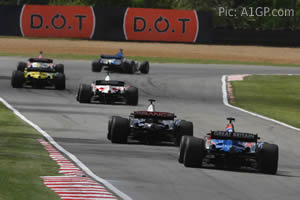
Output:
[11, 55, 65, 90]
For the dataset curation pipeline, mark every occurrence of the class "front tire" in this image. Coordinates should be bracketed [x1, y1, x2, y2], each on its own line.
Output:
[183, 137, 205, 168]
[92, 59, 102, 72]
[77, 84, 92, 103]
[110, 117, 130, 144]
[17, 62, 27, 72]
[55, 64, 64, 73]
[176, 120, 193, 146]
[258, 143, 278, 174]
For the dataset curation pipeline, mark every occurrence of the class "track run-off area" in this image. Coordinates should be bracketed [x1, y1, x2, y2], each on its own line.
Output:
[1, 56, 300, 200]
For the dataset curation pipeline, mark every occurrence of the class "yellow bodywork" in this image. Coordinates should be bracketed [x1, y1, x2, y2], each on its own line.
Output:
[24, 63, 55, 80]
[24, 71, 54, 79]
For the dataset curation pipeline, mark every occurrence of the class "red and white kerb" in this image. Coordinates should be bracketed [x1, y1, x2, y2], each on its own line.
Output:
[38, 139, 118, 200]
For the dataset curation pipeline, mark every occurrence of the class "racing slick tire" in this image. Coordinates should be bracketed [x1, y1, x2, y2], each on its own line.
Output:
[128, 61, 135, 74]
[11, 70, 24, 88]
[107, 117, 114, 140]
[258, 143, 278, 174]
[54, 73, 66, 90]
[55, 64, 64, 73]
[121, 61, 131, 73]
[178, 135, 192, 164]
[17, 62, 27, 72]
[110, 117, 130, 144]
[183, 137, 205, 168]
[126, 86, 138, 105]
[77, 84, 92, 103]
[175, 120, 193, 146]
[92, 59, 102, 72]
[140, 61, 150, 74]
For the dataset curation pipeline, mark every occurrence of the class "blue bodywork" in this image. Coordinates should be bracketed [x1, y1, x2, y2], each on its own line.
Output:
[210, 139, 262, 153]
[99, 51, 124, 66]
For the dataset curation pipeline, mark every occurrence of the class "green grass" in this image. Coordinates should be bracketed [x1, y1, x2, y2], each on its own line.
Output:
[1, 52, 299, 67]
[231, 75, 300, 128]
[0, 103, 60, 200]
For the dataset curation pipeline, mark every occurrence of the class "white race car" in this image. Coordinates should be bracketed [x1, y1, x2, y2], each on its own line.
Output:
[76, 73, 138, 105]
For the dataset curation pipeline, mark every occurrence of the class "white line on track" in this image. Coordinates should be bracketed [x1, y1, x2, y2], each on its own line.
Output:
[0, 97, 132, 200]
[222, 75, 300, 132]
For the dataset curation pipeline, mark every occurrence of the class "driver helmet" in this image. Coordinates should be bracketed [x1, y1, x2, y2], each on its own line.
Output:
[32, 62, 40, 68]
[105, 73, 111, 81]
[147, 104, 155, 112]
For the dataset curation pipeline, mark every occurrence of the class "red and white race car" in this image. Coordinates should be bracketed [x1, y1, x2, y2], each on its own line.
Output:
[76, 73, 138, 105]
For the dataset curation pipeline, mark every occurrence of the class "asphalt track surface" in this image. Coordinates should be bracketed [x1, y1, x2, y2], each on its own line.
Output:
[1, 56, 300, 200]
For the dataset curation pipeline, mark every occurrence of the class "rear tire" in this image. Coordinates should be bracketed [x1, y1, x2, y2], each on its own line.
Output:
[178, 135, 192, 163]
[176, 120, 193, 146]
[140, 61, 149, 74]
[55, 64, 64, 73]
[111, 117, 130, 144]
[11, 70, 24, 88]
[183, 137, 205, 168]
[77, 84, 92, 103]
[17, 62, 27, 72]
[126, 86, 138, 105]
[54, 73, 65, 90]
[92, 59, 102, 72]
[258, 143, 278, 174]
[121, 61, 130, 73]
[128, 61, 135, 74]
[107, 117, 114, 140]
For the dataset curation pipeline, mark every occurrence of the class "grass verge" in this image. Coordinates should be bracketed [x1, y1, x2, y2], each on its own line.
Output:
[0, 52, 299, 67]
[231, 75, 300, 128]
[0, 102, 60, 200]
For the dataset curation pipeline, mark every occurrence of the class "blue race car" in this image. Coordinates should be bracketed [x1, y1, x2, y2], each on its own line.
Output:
[91, 49, 149, 74]
[178, 118, 279, 174]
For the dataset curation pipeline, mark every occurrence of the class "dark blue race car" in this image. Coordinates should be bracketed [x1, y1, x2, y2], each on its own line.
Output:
[107, 99, 193, 145]
[91, 49, 150, 74]
[178, 118, 279, 174]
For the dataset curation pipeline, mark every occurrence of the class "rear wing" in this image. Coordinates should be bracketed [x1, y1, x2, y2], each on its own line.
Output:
[95, 80, 125, 86]
[29, 58, 53, 63]
[210, 131, 259, 142]
[100, 54, 123, 59]
[132, 111, 175, 120]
